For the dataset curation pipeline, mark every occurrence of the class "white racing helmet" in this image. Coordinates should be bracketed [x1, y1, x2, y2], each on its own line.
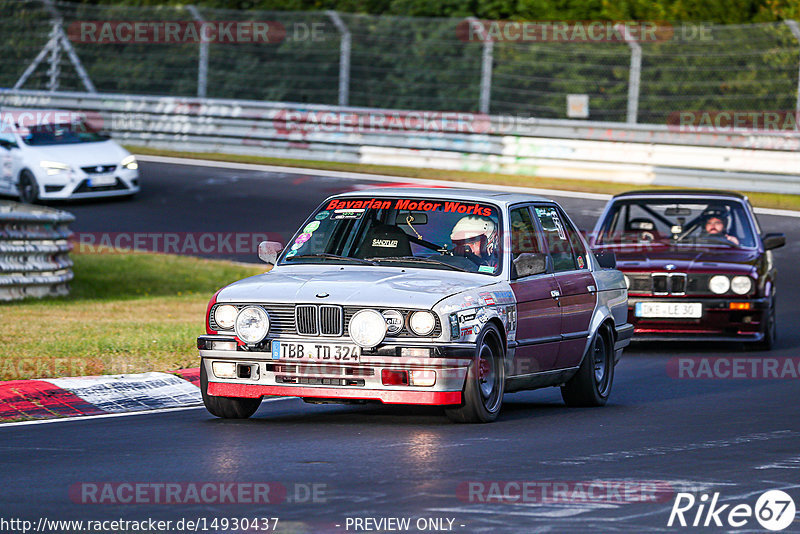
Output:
[451, 216, 497, 255]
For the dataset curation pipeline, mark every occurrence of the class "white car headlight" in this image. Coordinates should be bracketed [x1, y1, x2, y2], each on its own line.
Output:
[214, 304, 238, 330]
[409, 310, 436, 336]
[731, 276, 752, 295]
[234, 306, 270, 344]
[121, 155, 138, 170]
[709, 275, 731, 295]
[348, 309, 387, 348]
[40, 160, 71, 176]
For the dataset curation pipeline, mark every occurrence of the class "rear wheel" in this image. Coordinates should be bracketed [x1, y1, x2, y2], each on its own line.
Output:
[445, 324, 505, 423]
[18, 170, 39, 204]
[200, 361, 261, 419]
[561, 328, 614, 407]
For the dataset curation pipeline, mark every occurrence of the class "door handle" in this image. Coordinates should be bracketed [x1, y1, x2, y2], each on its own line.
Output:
[550, 289, 560, 299]
[587, 285, 596, 293]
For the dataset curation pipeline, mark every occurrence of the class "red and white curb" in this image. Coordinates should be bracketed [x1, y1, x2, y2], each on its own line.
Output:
[0, 368, 201, 422]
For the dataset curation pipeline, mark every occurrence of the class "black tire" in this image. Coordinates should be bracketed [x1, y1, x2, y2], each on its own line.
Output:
[200, 361, 261, 419]
[753, 296, 776, 351]
[445, 324, 505, 423]
[561, 328, 614, 407]
[18, 170, 39, 204]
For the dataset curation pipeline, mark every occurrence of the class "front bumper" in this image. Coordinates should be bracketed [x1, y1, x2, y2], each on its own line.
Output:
[628, 296, 768, 342]
[37, 168, 139, 199]
[198, 336, 475, 406]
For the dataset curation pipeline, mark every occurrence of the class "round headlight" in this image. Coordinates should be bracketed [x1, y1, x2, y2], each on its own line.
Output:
[731, 276, 752, 295]
[348, 309, 387, 348]
[409, 310, 436, 336]
[709, 275, 731, 295]
[214, 304, 238, 330]
[235, 306, 270, 344]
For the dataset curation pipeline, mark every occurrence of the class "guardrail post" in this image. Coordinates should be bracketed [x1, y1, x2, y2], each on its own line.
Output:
[785, 20, 800, 115]
[468, 17, 493, 114]
[327, 11, 351, 107]
[187, 5, 209, 99]
[617, 23, 641, 124]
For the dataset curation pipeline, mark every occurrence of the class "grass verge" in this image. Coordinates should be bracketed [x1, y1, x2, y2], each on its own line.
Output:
[0, 252, 263, 381]
[129, 145, 800, 212]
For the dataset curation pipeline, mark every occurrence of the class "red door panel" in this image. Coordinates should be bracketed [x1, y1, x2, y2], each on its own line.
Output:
[555, 271, 597, 368]
[510, 274, 562, 375]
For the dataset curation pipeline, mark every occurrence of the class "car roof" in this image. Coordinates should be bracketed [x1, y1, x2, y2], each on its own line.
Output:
[331, 187, 554, 207]
[612, 189, 748, 201]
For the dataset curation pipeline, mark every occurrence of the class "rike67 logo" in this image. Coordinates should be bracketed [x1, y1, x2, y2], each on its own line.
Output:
[668, 490, 796, 531]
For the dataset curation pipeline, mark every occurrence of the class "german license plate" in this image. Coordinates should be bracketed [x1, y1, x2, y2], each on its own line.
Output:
[88, 174, 116, 187]
[271, 340, 360, 362]
[635, 302, 702, 318]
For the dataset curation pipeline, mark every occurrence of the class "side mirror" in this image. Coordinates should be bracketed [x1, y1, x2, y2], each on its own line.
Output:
[594, 249, 617, 269]
[762, 233, 785, 251]
[513, 253, 548, 278]
[0, 139, 18, 150]
[258, 241, 283, 265]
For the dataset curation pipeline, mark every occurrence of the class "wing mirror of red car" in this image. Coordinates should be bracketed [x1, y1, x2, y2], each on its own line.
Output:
[258, 241, 283, 265]
[762, 233, 786, 250]
[512, 253, 549, 278]
[594, 250, 617, 269]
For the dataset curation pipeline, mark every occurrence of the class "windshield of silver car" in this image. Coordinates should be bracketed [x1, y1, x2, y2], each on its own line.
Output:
[279, 197, 503, 275]
[597, 199, 757, 248]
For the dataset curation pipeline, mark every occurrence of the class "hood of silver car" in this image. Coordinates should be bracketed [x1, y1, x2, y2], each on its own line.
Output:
[217, 265, 495, 309]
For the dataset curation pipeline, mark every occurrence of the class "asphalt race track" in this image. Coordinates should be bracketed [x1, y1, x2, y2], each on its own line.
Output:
[2, 159, 800, 533]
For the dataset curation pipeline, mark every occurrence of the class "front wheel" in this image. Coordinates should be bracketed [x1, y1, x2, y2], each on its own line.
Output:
[561, 329, 614, 407]
[445, 324, 505, 423]
[753, 296, 777, 351]
[18, 170, 39, 204]
[200, 361, 261, 419]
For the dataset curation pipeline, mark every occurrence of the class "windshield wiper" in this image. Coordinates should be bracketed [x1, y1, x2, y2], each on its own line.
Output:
[366, 256, 470, 272]
[287, 253, 376, 265]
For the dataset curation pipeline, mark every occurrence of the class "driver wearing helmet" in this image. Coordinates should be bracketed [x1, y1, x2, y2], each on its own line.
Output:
[450, 216, 499, 270]
[703, 213, 740, 245]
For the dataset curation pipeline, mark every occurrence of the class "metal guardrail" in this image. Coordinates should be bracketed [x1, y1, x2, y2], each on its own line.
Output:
[0, 201, 74, 301]
[1, 89, 800, 194]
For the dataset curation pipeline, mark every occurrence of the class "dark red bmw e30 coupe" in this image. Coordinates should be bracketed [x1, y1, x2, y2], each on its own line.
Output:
[589, 190, 785, 349]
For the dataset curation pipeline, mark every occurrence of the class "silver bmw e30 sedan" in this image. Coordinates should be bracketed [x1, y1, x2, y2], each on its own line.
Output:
[197, 188, 632, 423]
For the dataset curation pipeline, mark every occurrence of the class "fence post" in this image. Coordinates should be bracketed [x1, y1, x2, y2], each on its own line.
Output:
[15, 0, 96, 92]
[786, 20, 800, 115]
[617, 23, 641, 124]
[327, 11, 351, 107]
[187, 5, 209, 99]
[46, 22, 61, 91]
[468, 18, 493, 114]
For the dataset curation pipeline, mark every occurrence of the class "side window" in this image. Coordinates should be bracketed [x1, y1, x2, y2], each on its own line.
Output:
[534, 205, 577, 272]
[509, 206, 540, 260]
[562, 212, 589, 270]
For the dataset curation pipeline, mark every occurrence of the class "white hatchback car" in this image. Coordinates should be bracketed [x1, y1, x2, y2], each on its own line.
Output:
[0, 109, 139, 202]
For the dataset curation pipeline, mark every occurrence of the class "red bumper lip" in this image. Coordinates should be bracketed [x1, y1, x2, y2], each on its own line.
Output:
[208, 382, 462, 406]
